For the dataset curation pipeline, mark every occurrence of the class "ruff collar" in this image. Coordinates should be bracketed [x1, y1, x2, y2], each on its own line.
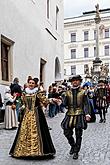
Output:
[72, 86, 80, 90]
[25, 87, 38, 94]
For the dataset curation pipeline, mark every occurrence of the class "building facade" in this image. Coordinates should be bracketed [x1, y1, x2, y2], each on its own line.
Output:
[64, 8, 110, 83]
[0, 0, 64, 96]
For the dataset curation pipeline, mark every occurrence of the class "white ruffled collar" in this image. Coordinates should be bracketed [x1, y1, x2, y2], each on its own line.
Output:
[72, 86, 80, 89]
[25, 87, 38, 94]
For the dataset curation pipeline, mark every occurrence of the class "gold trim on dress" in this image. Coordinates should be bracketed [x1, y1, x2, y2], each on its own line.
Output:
[13, 94, 43, 157]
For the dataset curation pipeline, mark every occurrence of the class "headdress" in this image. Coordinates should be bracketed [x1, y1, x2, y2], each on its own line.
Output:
[69, 75, 82, 82]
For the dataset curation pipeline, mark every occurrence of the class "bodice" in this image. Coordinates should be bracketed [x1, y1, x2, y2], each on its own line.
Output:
[24, 94, 36, 111]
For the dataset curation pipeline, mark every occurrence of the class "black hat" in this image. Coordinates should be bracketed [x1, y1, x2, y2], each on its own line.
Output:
[105, 80, 108, 84]
[98, 79, 105, 84]
[33, 77, 39, 84]
[69, 75, 82, 82]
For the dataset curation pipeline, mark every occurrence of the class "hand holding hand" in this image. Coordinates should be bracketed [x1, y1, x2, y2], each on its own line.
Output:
[13, 92, 17, 97]
[85, 115, 91, 121]
[103, 96, 106, 99]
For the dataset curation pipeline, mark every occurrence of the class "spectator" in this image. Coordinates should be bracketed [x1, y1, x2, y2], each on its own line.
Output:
[10, 77, 22, 120]
[0, 93, 3, 108]
[4, 86, 18, 129]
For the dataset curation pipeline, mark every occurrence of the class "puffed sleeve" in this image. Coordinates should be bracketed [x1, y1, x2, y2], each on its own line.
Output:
[35, 92, 49, 107]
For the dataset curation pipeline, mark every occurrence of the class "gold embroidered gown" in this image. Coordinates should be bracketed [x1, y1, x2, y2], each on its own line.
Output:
[9, 93, 56, 158]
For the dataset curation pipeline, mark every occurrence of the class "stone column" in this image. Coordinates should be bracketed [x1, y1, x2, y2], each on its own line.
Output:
[92, 4, 102, 82]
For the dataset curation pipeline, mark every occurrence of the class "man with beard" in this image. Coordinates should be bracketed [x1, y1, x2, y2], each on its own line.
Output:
[61, 75, 91, 159]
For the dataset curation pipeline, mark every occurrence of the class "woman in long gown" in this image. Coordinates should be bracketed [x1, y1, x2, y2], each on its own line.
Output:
[4, 87, 18, 130]
[9, 78, 56, 158]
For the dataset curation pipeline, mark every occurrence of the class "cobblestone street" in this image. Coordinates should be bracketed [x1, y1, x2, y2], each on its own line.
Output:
[1, 109, 110, 165]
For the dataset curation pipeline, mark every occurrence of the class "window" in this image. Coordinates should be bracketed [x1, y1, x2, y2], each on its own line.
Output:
[1, 35, 14, 82]
[105, 63, 109, 73]
[71, 65, 76, 75]
[1, 42, 9, 81]
[64, 69, 66, 75]
[71, 33, 76, 42]
[105, 63, 109, 68]
[94, 47, 96, 57]
[84, 48, 89, 58]
[104, 45, 109, 56]
[94, 30, 96, 40]
[105, 29, 109, 38]
[40, 58, 46, 82]
[56, 6, 59, 30]
[71, 49, 76, 59]
[84, 31, 89, 41]
[47, 0, 49, 19]
[84, 64, 89, 74]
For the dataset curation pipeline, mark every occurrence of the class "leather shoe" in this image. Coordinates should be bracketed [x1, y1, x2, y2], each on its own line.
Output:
[73, 152, 78, 159]
[99, 119, 103, 123]
[69, 147, 74, 155]
[48, 127, 52, 130]
[103, 119, 106, 123]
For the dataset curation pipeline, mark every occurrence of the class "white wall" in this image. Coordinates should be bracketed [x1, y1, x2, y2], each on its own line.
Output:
[0, 0, 64, 95]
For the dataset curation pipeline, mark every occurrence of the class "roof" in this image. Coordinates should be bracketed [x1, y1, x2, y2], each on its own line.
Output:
[64, 8, 110, 24]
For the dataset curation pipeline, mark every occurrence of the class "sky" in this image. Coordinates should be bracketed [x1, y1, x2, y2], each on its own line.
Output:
[64, 0, 110, 18]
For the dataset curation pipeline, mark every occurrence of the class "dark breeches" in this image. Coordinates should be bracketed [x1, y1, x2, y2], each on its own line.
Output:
[64, 127, 83, 153]
[98, 107, 106, 119]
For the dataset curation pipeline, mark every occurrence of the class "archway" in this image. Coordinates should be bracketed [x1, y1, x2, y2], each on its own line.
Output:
[55, 57, 61, 81]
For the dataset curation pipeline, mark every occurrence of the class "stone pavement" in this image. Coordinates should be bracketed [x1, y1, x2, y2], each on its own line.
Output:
[0, 109, 110, 165]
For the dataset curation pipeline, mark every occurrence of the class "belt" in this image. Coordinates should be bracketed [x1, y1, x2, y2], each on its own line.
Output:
[67, 108, 83, 116]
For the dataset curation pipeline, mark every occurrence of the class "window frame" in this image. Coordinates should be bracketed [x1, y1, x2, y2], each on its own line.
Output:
[84, 31, 89, 41]
[71, 33, 76, 42]
[47, 0, 50, 19]
[84, 47, 89, 58]
[94, 47, 96, 57]
[1, 35, 14, 84]
[105, 28, 109, 38]
[64, 69, 66, 75]
[84, 64, 89, 74]
[104, 45, 109, 56]
[94, 30, 96, 40]
[71, 65, 76, 75]
[71, 49, 76, 59]
[56, 6, 59, 30]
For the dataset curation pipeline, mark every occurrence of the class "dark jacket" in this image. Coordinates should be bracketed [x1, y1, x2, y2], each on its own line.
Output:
[10, 83, 22, 95]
